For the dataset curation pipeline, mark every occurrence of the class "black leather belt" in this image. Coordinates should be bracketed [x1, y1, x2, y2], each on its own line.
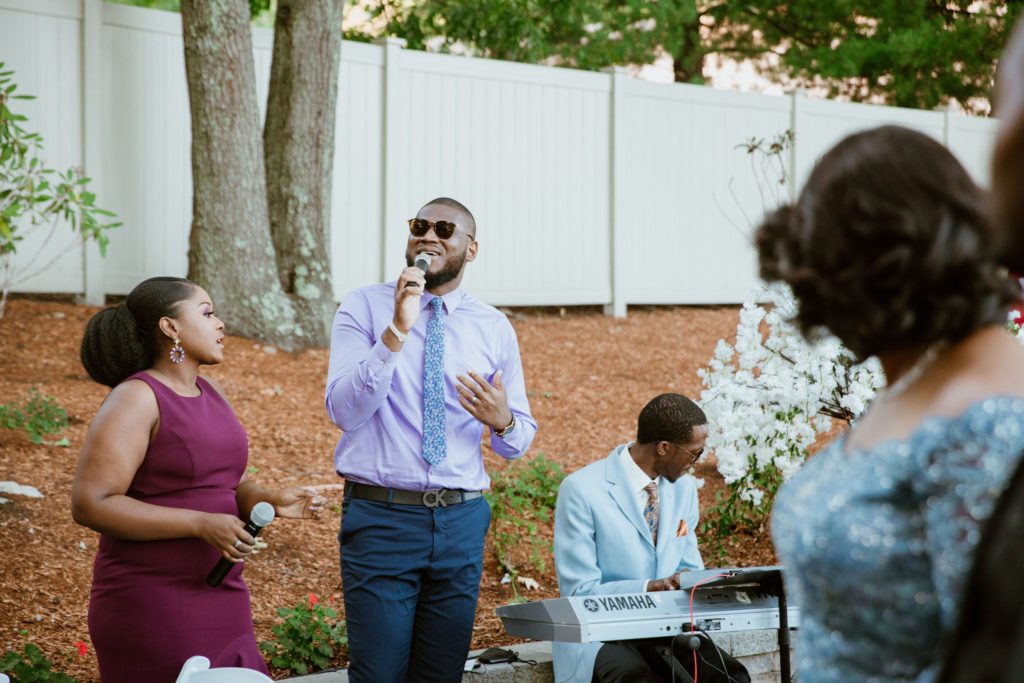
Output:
[344, 481, 483, 508]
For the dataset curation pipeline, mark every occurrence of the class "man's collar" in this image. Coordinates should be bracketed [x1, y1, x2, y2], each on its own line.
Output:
[422, 288, 466, 315]
[620, 442, 657, 492]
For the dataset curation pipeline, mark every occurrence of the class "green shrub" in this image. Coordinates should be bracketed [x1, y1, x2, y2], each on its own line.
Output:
[484, 452, 565, 595]
[258, 593, 347, 676]
[0, 388, 69, 446]
[0, 643, 78, 683]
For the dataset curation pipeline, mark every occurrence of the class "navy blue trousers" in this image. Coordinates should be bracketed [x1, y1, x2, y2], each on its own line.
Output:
[339, 495, 491, 683]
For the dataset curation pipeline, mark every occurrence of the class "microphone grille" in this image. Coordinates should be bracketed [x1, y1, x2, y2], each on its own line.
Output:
[414, 253, 432, 271]
[250, 501, 276, 527]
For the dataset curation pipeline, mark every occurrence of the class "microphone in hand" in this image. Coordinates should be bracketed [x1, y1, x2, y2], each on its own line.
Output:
[207, 501, 275, 588]
[405, 253, 431, 287]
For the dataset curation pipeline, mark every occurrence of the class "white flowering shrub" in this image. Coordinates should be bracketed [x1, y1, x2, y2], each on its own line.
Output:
[697, 283, 886, 543]
[698, 285, 1024, 553]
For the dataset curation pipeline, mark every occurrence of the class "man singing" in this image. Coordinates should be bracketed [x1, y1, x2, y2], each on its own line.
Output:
[325, 197, 537, 682]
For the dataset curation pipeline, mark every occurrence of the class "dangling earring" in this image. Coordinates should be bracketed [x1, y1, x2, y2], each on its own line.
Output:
[169, 339, 185, 364]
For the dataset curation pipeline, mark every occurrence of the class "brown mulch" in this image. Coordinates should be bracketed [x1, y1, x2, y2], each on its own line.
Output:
[0, 297, 781, 681]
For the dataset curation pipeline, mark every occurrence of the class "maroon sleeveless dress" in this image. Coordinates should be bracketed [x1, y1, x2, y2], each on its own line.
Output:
[88, 372, 270, 682]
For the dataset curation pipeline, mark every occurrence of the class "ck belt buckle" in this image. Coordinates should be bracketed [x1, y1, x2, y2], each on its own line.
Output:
[422, 489, 449, 507]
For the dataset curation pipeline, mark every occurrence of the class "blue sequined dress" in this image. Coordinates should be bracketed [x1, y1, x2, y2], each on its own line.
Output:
[772, 397, 1024, 682]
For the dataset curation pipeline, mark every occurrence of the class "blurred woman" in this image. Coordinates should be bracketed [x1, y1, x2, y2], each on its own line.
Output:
[756, 126, 1024, 682]
[72, 276, 330, 682]
[937, 16, 1024, 683]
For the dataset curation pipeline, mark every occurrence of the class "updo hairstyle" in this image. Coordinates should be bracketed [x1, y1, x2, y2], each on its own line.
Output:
[80, 277, 196, 387]
[755, 125, 1014, 360]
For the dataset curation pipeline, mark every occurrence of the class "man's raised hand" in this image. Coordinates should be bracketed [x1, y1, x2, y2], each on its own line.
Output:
[457, 369, 513, 433]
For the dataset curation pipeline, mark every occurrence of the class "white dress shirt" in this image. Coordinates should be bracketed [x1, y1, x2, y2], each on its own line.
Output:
[618, 442, 661, 591]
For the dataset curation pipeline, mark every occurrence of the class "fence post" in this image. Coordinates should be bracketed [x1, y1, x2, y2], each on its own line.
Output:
[375, 37, 407, 284]
[602, 66, 628, 318]
[788, 88, 806, 201]
[80, 0, 104, 305]
[938, 103, 953, 147]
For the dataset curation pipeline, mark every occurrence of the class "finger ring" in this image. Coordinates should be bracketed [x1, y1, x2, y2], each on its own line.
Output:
[471, 396, 478, 404]
[233, 539, 242, 549]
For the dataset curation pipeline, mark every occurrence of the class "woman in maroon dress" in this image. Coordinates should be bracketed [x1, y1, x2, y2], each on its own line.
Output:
[72, 276, 336, 682]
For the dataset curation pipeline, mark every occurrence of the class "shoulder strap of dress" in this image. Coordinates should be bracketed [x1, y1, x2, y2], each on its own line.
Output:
[195, 375, 227, 405]
[124, 370, 161, 394]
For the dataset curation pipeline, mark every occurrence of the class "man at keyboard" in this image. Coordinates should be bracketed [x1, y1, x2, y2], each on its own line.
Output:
[553, 393, 749, 683]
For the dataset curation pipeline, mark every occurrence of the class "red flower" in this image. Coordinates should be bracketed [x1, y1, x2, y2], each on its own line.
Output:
[328, 595, 335, 603]
[74, 640, 88, 657]
[308, 593, 319, 608]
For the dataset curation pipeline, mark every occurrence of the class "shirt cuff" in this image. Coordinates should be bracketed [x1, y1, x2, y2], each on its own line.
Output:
[370, 335, 399, 368]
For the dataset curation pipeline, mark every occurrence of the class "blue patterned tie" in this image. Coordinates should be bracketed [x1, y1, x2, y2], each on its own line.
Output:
[643, 482, 659, 545]
[422, 297, 446, 466]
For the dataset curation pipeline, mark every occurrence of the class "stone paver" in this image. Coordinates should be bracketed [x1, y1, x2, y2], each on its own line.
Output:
[284, 630, 794, 682]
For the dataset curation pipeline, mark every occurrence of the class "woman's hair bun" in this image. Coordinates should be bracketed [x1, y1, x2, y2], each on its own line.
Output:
[80, 303, 149, 387]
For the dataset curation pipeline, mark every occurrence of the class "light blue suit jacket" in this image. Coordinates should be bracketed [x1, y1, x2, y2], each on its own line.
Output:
[552, 443, 704, 683]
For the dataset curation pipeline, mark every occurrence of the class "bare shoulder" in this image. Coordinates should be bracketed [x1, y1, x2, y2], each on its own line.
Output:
[89, 378, 160, 432]
[932, 328, 1024, 412]
[102, 378, 158, 412]
[848, 328, 1024, 450]
[75, 379, 160, 507]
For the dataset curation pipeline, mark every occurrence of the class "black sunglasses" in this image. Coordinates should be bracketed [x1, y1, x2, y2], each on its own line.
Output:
[667, 441, 704, 465]
[408, 218, 462, 240]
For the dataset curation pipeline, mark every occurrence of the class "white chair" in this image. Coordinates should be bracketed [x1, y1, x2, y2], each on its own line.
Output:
[175, 656, 274, 683]
[1, 673, 9, 683]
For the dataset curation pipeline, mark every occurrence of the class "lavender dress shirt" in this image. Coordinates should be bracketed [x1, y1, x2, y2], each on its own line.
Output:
[325, 282, 537, 491]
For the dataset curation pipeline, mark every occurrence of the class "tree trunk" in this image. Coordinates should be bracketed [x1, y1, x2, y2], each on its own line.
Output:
[263, 0, 344, 345]
[180, 0, 342, 350]
[672, 18, 708, 85]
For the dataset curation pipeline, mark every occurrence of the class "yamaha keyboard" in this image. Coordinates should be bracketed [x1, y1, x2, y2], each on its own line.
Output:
[495, 566, 799, 643]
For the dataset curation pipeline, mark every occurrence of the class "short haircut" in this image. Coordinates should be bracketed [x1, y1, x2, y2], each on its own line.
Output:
[636, 393, 707, 445]
[755, 125, 1014, 359]
[421, 197, 476, 237]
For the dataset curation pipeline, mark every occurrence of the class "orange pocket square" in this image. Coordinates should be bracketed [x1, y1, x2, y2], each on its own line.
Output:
[676, 520, 689, 537]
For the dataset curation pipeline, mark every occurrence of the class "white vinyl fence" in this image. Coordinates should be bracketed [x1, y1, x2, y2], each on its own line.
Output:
[0, 0, 1001, 314]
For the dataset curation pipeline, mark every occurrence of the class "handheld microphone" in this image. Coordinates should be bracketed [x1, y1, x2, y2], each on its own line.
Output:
[405, 254, 431, 287]
[206, 501, 275, 588]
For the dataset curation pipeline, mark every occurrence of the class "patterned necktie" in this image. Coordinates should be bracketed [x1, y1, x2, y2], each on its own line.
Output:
[643, 482, 659, 546]
[422, 297, 446, 466]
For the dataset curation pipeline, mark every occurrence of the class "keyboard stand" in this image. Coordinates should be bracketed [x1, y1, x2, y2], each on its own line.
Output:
[680, 567, 794, 682]
[768, 571, 792, 683]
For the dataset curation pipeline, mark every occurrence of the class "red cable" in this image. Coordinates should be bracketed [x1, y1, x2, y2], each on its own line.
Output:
[687, 573, 731, 683]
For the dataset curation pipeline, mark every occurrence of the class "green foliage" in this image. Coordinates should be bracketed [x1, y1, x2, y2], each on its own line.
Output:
[724, 0, 1021, 115]
[346, 0, 659, 70]
[106, 0, 181, 10]
[0, 643, 78, 683]
[258, 594, 347, 676]
[484, 452, 565, 594]
[0, 63, 120, 318]
[356, 0, 1020, 114]
[106, 0, 274, 24]
[0, 388, 69, 446]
